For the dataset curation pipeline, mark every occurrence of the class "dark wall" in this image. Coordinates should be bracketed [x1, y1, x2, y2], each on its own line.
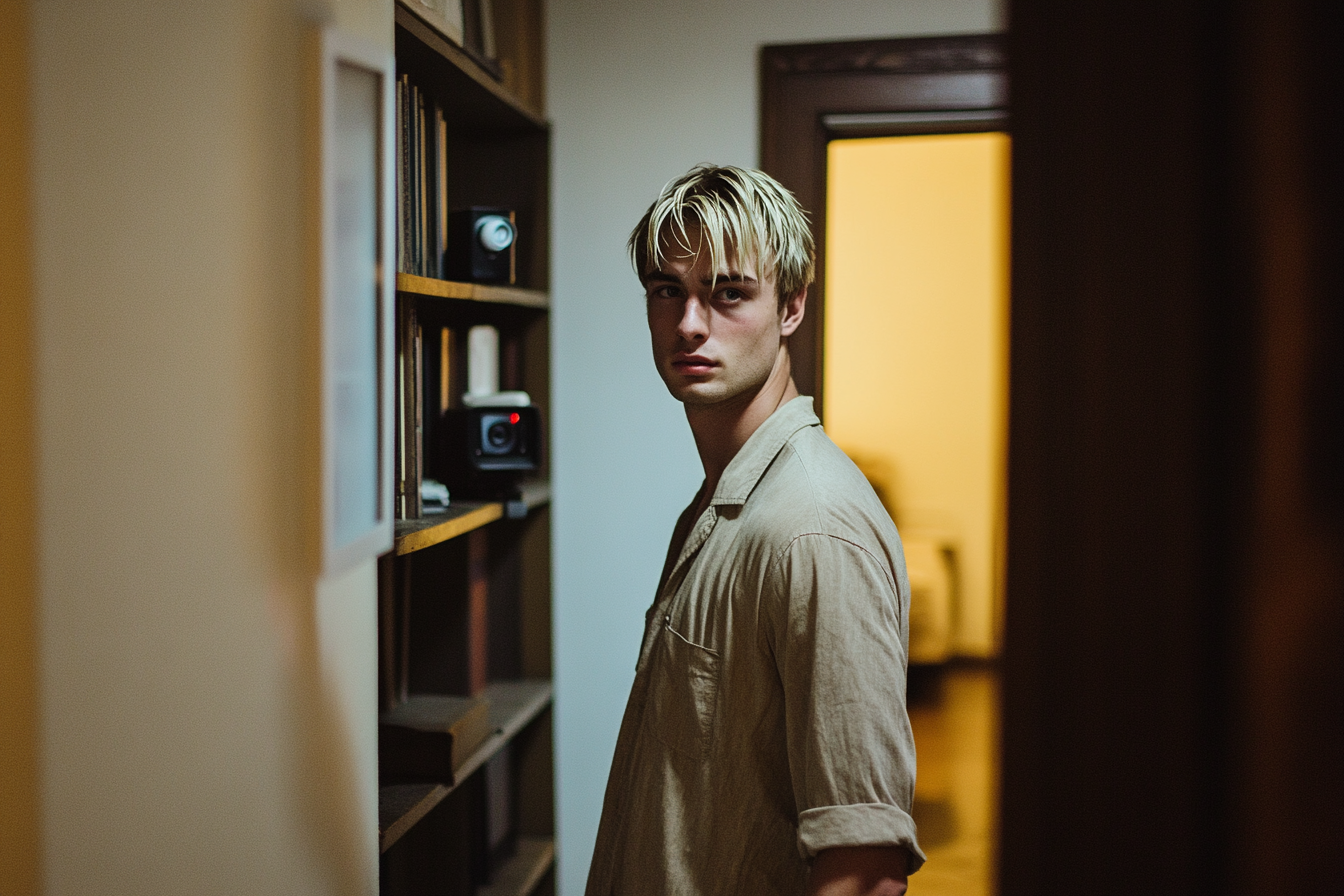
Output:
[1001, 2, 1343, 893]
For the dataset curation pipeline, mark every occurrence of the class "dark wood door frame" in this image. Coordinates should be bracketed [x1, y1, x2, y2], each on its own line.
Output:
[760, 37, 1010, 888]
[760, 35, 1007, 418]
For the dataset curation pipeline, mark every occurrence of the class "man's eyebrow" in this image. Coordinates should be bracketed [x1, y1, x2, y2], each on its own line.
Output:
[643, 270, 680, 284]
[703, 273, 757, 286]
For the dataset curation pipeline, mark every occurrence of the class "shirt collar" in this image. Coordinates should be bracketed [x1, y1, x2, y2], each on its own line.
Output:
[709, 395, 820, 507]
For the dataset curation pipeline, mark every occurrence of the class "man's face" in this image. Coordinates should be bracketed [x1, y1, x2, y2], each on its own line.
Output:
[643, 231, 798, 408]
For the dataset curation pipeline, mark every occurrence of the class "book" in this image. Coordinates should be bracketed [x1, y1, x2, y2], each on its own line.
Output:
[379, 694, 494, 783]
[393, 72, 451, 279]
[417, 89, 428, 276]
[396, 74, 408, 274]
[437, 105, 448, 279]
[396, 302, 423, 518]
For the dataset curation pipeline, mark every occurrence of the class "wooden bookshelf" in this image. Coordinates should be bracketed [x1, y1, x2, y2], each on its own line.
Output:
[382, 3, 552, 887]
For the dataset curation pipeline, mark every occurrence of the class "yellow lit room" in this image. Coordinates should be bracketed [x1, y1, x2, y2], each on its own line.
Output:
[825, 131, 1010, 896]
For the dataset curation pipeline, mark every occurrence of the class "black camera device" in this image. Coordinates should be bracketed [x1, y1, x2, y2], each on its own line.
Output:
[445, 207, 516, 284]
[435, 405, 542, 500]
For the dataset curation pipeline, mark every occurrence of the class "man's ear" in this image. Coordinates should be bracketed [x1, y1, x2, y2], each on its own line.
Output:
[779, 286, 807, 337]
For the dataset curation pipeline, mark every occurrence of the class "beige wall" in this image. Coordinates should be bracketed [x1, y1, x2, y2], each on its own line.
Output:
[1, 0, 40, 893]
[825, 133, 1011, 658]
[26, 0, 389, 892]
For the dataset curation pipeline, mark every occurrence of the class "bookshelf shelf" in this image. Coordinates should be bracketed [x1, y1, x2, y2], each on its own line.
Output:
[379, 783, 450, 853]
[395, 502, 503, 554]
[393, 480, 550, 555]
[397, 272, 549, 309]
[479, 836, 556, 896]
[377, 680, 553, 854]
[479, 679, 553, 749]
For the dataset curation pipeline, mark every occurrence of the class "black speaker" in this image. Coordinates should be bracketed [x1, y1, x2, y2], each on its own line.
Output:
[433, 405, 542, 500]
[446, 207, 516, 284]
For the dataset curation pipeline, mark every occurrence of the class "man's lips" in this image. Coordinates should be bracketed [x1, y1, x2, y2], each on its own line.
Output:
[671, 355, 717, 375]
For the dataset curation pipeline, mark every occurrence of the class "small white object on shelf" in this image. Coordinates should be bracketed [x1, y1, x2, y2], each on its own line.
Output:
[467, 324, 499, 398]
[420, 478, 451, 513]
[462, 390, 531, 407]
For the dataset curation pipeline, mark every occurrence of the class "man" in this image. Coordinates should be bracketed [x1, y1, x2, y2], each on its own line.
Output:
[586, 165, 923, 896]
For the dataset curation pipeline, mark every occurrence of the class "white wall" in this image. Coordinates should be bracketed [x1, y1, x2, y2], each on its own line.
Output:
[32, 1, 388, 892]
[547, 1, 1005, 892]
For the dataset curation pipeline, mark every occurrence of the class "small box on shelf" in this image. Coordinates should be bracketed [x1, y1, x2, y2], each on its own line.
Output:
[380, 694, 494, 784]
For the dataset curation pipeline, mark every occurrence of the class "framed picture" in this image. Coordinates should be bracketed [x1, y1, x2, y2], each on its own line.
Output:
[320, 27, 396, 575]
[399, 0, 466, 47]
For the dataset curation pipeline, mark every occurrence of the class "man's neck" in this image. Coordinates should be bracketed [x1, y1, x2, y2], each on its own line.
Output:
[685, 343, 799, 510]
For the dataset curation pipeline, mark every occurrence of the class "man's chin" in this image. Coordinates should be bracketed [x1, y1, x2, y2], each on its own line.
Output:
[665, 380, 727, 406]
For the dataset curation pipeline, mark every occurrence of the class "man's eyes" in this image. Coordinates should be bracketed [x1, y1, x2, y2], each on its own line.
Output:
[645, 285, 751, 301]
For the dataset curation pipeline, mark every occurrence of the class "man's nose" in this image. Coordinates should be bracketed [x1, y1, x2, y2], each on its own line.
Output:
[677, 297, 709, 342]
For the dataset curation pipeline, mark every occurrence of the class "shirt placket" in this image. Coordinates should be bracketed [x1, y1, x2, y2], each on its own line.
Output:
[636, 506, 719, 671]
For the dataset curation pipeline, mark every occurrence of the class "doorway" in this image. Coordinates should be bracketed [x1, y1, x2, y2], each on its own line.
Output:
[825, 131, 1009, 896]
[762, 35, 1008, 896]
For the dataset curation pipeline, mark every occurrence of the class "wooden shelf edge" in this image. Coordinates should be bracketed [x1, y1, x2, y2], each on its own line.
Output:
[394, 480, 550, 554]
[395, 502, 503, 554]
[379, 782, 450, 853]
[397, 273, 550, 309]
[470, 283, 550, 309]
[479, 837, 555, 896]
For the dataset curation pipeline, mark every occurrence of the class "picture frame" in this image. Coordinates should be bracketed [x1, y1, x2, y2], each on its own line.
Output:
[399, 0, 466, 48]
[320, 27, 396, 575]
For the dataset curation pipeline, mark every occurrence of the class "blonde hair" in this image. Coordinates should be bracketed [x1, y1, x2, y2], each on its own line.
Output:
[629, 165, 815, 305]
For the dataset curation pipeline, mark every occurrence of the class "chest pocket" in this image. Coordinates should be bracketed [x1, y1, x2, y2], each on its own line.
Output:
[645, 615, 720, 759]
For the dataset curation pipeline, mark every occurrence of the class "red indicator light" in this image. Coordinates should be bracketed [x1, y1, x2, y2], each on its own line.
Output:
[509, 412, 521, 424]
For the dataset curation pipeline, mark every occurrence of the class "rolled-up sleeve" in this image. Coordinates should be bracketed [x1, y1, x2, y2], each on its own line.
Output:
[767, 533, 926, 870]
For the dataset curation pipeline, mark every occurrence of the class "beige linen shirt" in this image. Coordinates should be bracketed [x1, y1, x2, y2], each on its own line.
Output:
[586, 396, 924, 896]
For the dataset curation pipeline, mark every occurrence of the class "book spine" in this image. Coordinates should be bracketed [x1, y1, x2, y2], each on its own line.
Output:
[411, 307, 423, 517]
[417, 90, 428, 278]
[409, 83, 420, 277]
[436, 104, 448, 280]
[396, 75, 408, 274]
[396, 300, 423, 519]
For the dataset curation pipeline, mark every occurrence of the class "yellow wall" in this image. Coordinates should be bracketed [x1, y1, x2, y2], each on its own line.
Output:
[824, 132, 1010, 657]
[27, 1, 389, 892]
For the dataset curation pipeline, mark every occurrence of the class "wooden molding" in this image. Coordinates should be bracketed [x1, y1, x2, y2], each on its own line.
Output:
[763, 34, 1005, 77]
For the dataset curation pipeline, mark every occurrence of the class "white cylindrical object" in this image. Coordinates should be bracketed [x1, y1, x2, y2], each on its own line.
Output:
[467, 325, 499, 398]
